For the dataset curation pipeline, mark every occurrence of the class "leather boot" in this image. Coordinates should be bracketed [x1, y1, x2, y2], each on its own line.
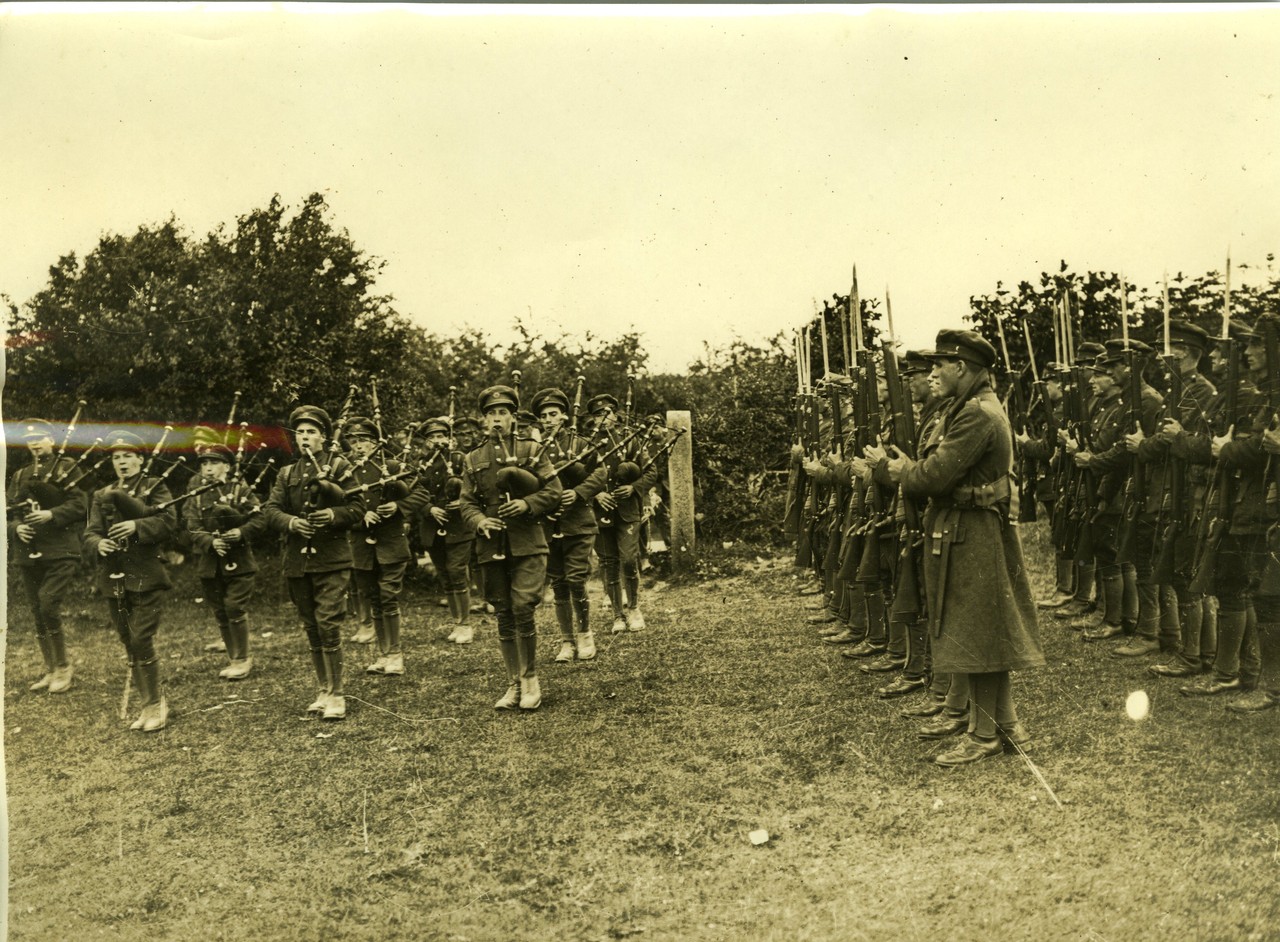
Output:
[322, 649, 346, 720]
[518, 632, 541, 710]
[222, 617, 253, 680]
[140, 658, 168, 732]
[554, 600, 575, 662]
[494, 639, 521, 710]
[573, 594, 595, 660]
[307, 648, 330, 714]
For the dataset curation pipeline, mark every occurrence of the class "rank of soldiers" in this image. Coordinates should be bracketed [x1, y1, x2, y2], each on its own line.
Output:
[787, 270, 1280, 768]
[7, 373, 682, 731]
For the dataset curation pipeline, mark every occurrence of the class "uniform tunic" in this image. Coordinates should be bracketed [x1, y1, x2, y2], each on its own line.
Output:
[263, 453, 363, 649]
[7, 456, 88, 640]
[83, 475, 178, 660]
[458, 433, 562, 633]
[184, 480, 267, 626]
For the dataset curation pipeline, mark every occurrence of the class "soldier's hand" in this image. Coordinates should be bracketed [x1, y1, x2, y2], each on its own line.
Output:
[363, 510, 383, 527]
[24, 508, 53, 526]
[446, 499, 461, 510]
[107, 519, 137, 541]
[884, 456, 908, 482]
[498, 498, 529, 518]
[97, 538, 118, 556]
[15, 523, 35, 543]
[1263, 425, 1280, 455]
[1158, 418, 1183, 442]
[1061, 433, 1079, 453]
[289, 516, 316, 538]
[1073, 451, 1092, 467]
[1211, 426, 1233, 459]
[430, 506, 449, 525]
[307, 508, 335, 527]
[559, 490, 578, 508]
[1015, 430, 1031, 446]
[849, 456, 872, 481]
[802, 459, 823, 476]
[613, 484, 635, 500]
[212, 537, 230, 557]
[223, 528, 242, 542]
[376, 501, 399, 518]
[862, 443, 888, 463]
[477, 517, 506, 538]
[790, 444, 804, 458]
[1123, 428, 1145, 452]
[596, 491, 618, 511]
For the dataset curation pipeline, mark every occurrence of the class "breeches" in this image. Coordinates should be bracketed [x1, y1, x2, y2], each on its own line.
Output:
[20, 559, 77, 639]
[201, 572, 254, 627]
[596, 523, 640, 569]
[426, 540, 472, 592]
[1214, 533, 1267, 613]
[547, 533, 593, 594]
[482, 556, 547, 638]
[109, 588, 164, 662]
[352, 560, 407, 619]
[288, 571, 350, 652]
[1093, 517, 1121, 575]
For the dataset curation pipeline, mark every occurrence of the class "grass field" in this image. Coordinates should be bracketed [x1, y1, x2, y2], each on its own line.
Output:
[6, 523, 1280, 941]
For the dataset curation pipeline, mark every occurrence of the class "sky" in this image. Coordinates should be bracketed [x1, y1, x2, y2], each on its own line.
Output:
[2, 3, 1278, 374]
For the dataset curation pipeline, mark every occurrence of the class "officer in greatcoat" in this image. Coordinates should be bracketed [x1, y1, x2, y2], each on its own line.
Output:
[869, 329, 1045, 767]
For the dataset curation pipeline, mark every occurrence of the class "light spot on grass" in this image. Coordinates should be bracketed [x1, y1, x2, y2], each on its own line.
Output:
[1126, 690, 1151, 721]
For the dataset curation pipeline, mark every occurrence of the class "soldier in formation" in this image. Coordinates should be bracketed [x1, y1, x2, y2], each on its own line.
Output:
[8, 373, 676, 727]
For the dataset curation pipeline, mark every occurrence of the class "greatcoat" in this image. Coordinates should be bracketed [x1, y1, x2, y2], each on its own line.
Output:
[895, 378, 1045, 674]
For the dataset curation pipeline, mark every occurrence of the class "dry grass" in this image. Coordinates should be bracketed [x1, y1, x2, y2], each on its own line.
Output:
[6, 525, 1280, 941]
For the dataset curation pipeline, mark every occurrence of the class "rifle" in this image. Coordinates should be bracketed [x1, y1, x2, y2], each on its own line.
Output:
[995, 314, 1035, 522]
[1190, 334, 1240, 594]
[880, 297, 925, 616]
[1116, 345, 1148, 563]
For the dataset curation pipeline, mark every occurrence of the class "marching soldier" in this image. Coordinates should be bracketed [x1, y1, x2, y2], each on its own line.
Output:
[9, 418, 88, 694]
[459, 385, 562, 711]
[343, 416, 414, 677]
[84, 430, 179, 733]
[263, 405, 363, 720]
[532, 386, 607, 662]
[588, 392, 658, 633]
[869, 329, 1044, 766]
[409, 418, 477, 643]
[183, 441, 266, 680]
